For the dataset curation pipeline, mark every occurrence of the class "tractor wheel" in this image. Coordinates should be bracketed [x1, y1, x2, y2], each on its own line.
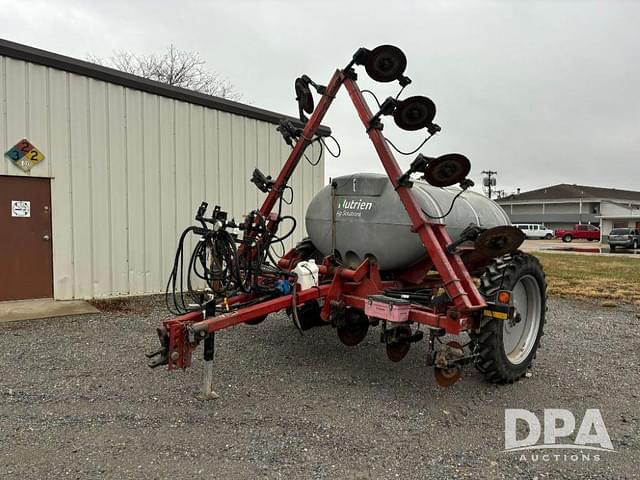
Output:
[562, 234, 573, 243]
[473, 252, 547, 383]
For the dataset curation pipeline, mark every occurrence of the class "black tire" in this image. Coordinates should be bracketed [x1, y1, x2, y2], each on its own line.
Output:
[609, 245, 616, 252]
[473, 252, 547, 383]
[562, 234, 572, 243]
[544, 233, 553, 240]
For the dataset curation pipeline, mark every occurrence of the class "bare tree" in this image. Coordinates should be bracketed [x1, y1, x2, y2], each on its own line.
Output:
[88, 45, 241, 100]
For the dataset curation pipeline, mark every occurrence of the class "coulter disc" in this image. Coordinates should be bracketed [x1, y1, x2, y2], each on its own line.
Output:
[434, 340, 464, 386]
[434, 366, 462, 387]
[386, 341, 411, 362]
[337, 322, 369, 346]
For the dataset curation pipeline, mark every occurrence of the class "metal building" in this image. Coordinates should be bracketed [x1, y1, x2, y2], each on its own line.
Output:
[496, 183, 640, 234]
[0, 39, 325, 301]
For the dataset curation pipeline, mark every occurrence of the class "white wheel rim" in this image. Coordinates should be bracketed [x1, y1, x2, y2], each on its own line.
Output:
[503, 274, 541, 365]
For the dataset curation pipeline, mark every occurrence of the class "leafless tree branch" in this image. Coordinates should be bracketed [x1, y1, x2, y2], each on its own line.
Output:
[88, 45, 241, 100]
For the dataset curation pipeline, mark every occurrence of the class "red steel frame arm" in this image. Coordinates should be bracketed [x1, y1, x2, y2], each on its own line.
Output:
[190, 285, 331, 334]
[342, 77, 485, 312]
[258, 70, 344, 223]
[250, 68, 484, 313]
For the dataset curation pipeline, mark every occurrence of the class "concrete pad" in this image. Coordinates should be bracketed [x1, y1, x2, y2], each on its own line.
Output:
[0, 298, 99, 323]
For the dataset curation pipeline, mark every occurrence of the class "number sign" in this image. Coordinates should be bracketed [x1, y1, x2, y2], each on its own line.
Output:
[5, 138, 46, 172]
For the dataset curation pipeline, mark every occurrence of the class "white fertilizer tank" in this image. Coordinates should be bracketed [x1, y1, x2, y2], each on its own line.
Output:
[305, 173, 510, 271]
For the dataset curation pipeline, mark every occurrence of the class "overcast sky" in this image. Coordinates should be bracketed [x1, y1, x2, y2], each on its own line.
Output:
[1, 0, 638, 195]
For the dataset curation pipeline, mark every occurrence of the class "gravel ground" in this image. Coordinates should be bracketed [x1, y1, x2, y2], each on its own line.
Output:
[1, 297, 638, 479]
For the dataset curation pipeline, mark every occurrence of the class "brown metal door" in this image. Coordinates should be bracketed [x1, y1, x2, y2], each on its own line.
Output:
[0, 176, 53, 301]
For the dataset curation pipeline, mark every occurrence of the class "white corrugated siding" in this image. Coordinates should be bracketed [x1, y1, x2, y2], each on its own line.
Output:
[0, 56, 324, 299]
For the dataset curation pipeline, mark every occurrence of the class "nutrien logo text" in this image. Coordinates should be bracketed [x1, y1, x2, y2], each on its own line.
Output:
[337, 199, 373, 210]
[504, 409, 615, 462]
[336, 199, 374, 217]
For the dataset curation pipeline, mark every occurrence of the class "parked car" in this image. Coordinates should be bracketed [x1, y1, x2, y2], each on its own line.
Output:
[554, 224, 600, 242]
[513, 223, 554, 239]
[607, 228, 640, 251]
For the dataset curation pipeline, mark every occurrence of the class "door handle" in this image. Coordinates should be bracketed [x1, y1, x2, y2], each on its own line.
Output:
[42, 234, 50, 241]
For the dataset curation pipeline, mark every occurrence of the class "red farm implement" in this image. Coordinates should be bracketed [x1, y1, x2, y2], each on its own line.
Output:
[147, 45, 546, 397]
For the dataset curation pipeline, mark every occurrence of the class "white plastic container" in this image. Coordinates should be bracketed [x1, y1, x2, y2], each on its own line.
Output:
[292, 259, 319, 291]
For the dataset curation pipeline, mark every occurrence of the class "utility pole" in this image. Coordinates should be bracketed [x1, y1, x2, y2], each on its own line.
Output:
[482, 170, 498, 199]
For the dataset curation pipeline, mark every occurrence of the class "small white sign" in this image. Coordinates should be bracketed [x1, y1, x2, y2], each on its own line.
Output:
[11, 200, 30, 217]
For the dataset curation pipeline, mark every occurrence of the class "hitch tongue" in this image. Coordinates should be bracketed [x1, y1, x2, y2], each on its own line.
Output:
[146, 327, 169, 369]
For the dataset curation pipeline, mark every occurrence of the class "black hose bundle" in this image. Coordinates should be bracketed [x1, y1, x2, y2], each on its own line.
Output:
[165, 197, 298, 316]
[165, 226, 247, 315]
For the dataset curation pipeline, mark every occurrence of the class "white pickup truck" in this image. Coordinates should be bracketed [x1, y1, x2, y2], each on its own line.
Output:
[513, 223, 554, 240]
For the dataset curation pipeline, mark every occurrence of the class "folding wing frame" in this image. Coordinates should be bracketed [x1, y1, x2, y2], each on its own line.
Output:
[157, 65, 487, 373]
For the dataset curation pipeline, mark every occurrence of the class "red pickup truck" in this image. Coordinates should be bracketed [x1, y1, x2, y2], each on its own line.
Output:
[555, 224, 601, 242]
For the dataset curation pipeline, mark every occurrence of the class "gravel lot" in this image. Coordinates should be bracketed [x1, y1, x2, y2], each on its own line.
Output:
[1, 296, 638, 479]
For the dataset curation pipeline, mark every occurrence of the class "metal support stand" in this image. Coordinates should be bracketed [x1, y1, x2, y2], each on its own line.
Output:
[201, 332, 219, 400]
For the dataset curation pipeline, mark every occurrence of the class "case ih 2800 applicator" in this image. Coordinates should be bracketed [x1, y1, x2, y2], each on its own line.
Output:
[147, 45, 546, 398]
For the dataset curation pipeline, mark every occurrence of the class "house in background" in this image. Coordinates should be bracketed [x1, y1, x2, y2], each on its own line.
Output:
[496, 184, 640, 240]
